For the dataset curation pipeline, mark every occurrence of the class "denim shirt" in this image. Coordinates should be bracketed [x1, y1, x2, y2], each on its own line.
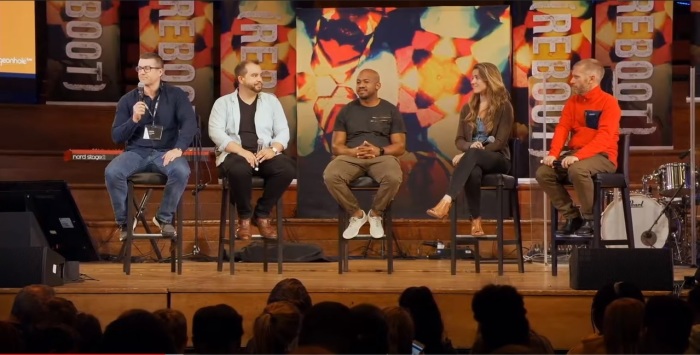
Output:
[208, 90, 290, 166]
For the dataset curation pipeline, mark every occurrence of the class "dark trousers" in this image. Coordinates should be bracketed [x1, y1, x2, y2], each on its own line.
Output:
[446, 149, 509, 218]
[219, 153, 296, 219]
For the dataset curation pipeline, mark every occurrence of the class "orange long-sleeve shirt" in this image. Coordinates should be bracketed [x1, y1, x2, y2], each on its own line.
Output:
[548, 86, 621, 167]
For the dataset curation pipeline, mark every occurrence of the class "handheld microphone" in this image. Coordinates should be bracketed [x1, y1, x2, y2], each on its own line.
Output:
[137, 82, 145, 102]
[255, 139, 264, 171]
[679, 150, 691, 159]
[481, 136, 495, 145]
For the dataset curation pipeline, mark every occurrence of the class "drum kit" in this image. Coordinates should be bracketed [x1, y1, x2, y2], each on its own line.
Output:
[601, 162, 698, 265]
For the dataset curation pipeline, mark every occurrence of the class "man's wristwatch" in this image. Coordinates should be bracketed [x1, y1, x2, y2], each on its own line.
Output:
[379, 147, 385, 156]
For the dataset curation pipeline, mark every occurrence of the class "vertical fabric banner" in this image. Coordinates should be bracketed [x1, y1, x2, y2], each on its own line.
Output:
[691, 3, 700, 92]
[220, 1, 298, 157]
[296, 6, 512, 218]
[139, 0, 214, 138]
[45, 0, 122, 104]
[595, 0, 673, 148]
[512, 1, 593, 177]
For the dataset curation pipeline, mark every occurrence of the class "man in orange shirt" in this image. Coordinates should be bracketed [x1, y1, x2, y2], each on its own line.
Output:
[535, 59, 620, 236]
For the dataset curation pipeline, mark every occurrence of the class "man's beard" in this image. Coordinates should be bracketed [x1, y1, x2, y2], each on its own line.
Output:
[246, 82, 263, 93]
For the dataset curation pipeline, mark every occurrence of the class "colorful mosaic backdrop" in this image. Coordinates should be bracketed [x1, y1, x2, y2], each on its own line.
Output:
[45, 0, 122, 103]
[220, 1, 299, 157]
[295, 6, 512, 218]
[595, 0, 674, 147]
[512, 1, 594, 178]
[139, 0, 214, 134]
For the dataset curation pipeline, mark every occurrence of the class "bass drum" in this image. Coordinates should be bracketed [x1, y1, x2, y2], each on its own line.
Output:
[601, 193, 670, 249]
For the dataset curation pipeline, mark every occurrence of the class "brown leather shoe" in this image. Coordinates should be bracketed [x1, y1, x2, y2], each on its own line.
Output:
[253, 217, 277, 239]
[237, 218, 252, 240]
[471, 217, 485, 236]
[426, 199, 452, 219]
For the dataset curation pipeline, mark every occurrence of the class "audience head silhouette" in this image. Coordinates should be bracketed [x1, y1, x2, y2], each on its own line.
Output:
[250, 301, 301, 354]
[297, 301, 354, 353]
[192, 304, 243, 354]
[591, 281, 644, 334]
[350, 303, 389, 354]
[101, 309, 175, 354]
[399, 286, 451, 354]
[267, 278, 313, 314]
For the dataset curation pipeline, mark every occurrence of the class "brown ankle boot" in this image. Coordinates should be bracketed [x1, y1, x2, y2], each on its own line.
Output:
[471, 217, 485, 236]
[427, 199, 452, 219]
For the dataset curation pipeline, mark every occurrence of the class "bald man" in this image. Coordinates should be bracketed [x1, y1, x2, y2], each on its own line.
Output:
[535, 58, 621, 236]
[323, 69, 407, 240]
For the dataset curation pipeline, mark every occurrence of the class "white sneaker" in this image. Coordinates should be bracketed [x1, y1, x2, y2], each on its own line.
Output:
[343, 210, 368, 239]
[368, 211, 384, 239]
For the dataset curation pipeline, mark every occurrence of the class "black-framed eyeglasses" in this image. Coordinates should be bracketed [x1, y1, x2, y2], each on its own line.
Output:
[135, 66, 161, 73]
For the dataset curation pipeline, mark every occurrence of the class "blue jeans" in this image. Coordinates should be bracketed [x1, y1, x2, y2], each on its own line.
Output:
[105, 150, 190, 225]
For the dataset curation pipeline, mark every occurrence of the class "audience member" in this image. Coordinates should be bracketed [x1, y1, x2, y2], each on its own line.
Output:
[74, 312, 102, 353]
[687, 284, 700, 353]
[603, 298, 645, 354]
[101, 309, 176, 354]
[350, 303, 389, 354]
[470, 284, 553, 354]
[192, 304, 244, 354]
[249, 301, 301, 354]
[153, 308, 188, 354]
[267, 278, 313, 314]
[9, 284, 55, 327]
[399, 286, 455, 354]
[640, 295, 692, 354]
[383, 306, 415, 354]
[0, 320, 24, 352]
[568, 281, 644, 354]
[297, 301, 354, 353]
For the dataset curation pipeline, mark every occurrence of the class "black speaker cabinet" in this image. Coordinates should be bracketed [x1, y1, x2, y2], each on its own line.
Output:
[570, 248, 673, 291]
[0, 247, 65, 287]
[0, 211, 48, 248]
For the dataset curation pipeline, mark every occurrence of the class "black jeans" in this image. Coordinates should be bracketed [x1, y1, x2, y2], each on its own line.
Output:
[219, 153, 296, 219]
[446, 149, 509, 218]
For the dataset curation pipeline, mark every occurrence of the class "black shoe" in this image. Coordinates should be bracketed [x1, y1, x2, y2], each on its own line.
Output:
[574, 220, 594, 236]
[557, 217, 583, 235]
[118, 224, 128, 242]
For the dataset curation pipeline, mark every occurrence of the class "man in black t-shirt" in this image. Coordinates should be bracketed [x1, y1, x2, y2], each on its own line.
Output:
[323, 69, 407, 239]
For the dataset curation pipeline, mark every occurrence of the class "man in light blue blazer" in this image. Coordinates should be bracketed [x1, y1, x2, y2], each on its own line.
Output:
[209, 60, 295, 240]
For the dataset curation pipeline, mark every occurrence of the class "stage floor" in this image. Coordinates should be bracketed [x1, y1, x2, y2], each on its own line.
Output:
[0, 260, 695, 350]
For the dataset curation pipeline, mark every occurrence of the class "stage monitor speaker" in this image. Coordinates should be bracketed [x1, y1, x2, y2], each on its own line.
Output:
[0, 247, 65, 287]
[0, 211, 48, 248]
[570, 248, 673, 291]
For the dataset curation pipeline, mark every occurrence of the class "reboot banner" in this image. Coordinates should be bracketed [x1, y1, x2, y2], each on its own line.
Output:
[220, 1, 298, 157]
[45, 0, 122, 104]
[512, 1, 594, 178]
[296, 6, 512, 218]
[595, 0, 674, 148]
[139, 0, 214, 137]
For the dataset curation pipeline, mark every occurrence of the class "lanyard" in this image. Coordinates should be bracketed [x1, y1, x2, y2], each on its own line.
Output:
[145, 95, 160, 126]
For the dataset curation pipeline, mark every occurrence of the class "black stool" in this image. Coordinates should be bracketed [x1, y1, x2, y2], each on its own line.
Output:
[337, 176, 395, 274]
[550, 134, 634, 276]
[217, 176, 284, 275]
[449, 139, 524, 276]
[123, 172, 183, 275]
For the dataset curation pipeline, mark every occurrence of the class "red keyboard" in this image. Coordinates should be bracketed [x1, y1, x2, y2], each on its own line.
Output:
[64, 149, 215, 162]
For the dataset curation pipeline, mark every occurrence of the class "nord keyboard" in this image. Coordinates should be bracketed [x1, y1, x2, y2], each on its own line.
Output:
[64, 148, 215, 162]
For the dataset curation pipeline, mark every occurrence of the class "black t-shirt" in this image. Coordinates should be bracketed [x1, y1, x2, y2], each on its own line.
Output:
[333, 99, 406, 148]
[238, 94, 259, 152]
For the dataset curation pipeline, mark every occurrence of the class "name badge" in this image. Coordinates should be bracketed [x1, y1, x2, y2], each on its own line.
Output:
[146, 125, 163, 140]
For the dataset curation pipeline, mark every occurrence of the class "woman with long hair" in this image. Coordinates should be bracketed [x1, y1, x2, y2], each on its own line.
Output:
[426, 62, 514, 236]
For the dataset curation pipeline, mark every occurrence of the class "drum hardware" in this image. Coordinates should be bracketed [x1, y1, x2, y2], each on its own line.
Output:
[641, 185, 683, 247]
[653, 162, 700, 198]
